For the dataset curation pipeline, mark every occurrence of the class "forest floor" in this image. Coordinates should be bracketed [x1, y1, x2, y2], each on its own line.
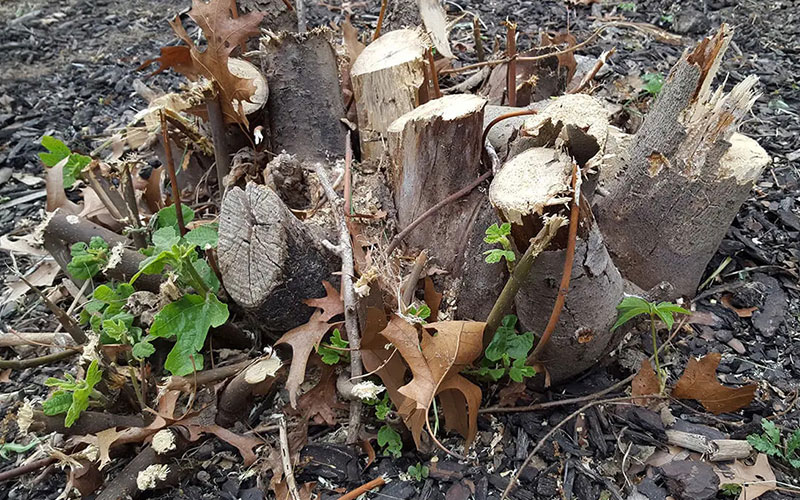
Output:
[0, 0, 798, 499]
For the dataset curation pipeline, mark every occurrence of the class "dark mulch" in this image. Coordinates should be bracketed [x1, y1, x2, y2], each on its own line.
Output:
[0, 0, 798, 499]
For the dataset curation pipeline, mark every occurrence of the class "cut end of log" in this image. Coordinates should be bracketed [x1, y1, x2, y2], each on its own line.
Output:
[228, 58, 268, 115]
[387, 94, 487, 133]
[720, 132, 770, 184]
[351, 29, 429, 76]
[520, 94, 608, 168]
[489, 147, 573, 225]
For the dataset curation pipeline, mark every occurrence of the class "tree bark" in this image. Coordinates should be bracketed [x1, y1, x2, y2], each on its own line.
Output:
[489, 147, 625, 384]
[351, 29, 429, 160]
[259, 28, 346, 162]
[387, 94, 487, 272]
[594, 25, 769, 298]
[218, 183, 338, 332]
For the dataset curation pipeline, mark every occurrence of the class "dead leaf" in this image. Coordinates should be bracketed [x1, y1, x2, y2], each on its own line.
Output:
[720, 294, 758, 318]
[423, 277, 442, 322]
[275, 310, 334, 408]
[3, 260, 60, 304]
[542, 32, 578, 83]
[45, 158, 80, 214]
[303, 281, 344, 321]
[361, 439, 376, 470]
[164, 0, 265, 124]
[0, 234, 48, 257]
[631, 359, 661, 406]
[419, 0, 454, 59]
[68, 459, 103, 497]
[713, 453, 776, 500]
[201, 424, 264, 466]
[672, 353, 757, 414]
[143, 166, 164, 213]
[342, 18, 365, 63]
[293, 365, 347, 426]
[497, 381, 527, 407]
[96, 427, 121, 470]
[0, 369, 12, 383]
[137, 46, 200, 78]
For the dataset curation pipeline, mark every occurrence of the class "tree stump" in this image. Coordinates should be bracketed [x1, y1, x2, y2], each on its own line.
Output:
[259, 28, 346, 162]
[489, 147, 625, 384]
[594, 26, 770, 298]
[351, 29, 429, 160]
[387, 94, 487, 271]
[218, 183, 338, 332]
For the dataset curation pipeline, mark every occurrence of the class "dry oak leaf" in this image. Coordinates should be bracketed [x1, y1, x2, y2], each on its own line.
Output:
[165, 0, 265, 124]
[379, 317, 484, 448]
[672, 352, 756, 415]
[275, 310, 334, 408]
[303, 281, 344, 322]
[293, 365, 347, 426]
[96, 427, 122, 470]
[423, 276, 442, 322]
[713, 453, 776, 500]
[631, 359, 661, 406]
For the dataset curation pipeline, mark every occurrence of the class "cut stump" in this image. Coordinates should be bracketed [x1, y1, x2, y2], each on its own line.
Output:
[218, 183, 338, 332]
[387, 94, 487, 271]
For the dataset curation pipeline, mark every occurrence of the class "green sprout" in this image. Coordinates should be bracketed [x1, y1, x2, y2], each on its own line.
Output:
[42, 360, 105, 428]
[483, 223, 515, 268]
[641, 72, 665, 98]
[407, 462, 429, 482]
[468, 315, 536, 383]
[317, 328, 349, 365]
[747, 419, 800, 468]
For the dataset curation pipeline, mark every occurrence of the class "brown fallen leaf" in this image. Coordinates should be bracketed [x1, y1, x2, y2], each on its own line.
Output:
[45, 158, 80, 214]
[714, 453, 776, 500]
[423, 277, 442, 322]
[96, 427, 121, 470]
[631, 359, 661, 406]
[293, 365, 347, 426]
[275, 310, 333, 408]
[200, 424, 264, 467]
[0, 369, 11, 383]
[720, 294, 758, 318]
[542, 32, 578, 83]
[672, 353, 756, 415]
[304, 281, 344, 321]
[137, 46, 200, 78]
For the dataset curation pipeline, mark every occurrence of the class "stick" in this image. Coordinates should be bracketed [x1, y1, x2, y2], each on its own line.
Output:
[373, 0, 388, 40]
[568, 47, 615, 94]
[529, 163, 580, 361]
[481, 109, 538, 147]
[386, 171, 492, 256]
[314, 162, 363, 444]
[505, 21, 517, 106]
[162, 359, 253, 392]
[401, 250, 427, 309]
[343, 131, 353, 216]
[0, 458, 57, 483]
[160, 111, 186, 236]
[483, 216, 565, 347]
[121, 165, 147, 249]
[0, 348, 80, 369]
[279, 415, 301, 500]
[338, 477, 387, 500]
[473, 16, 485, 62]
[426, 48, 442, 99]
[20, 277, 87, 344]
[206, 88, 230, 196]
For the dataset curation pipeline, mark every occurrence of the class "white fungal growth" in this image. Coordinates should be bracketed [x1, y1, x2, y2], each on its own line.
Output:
[350, 381, 385, 401]
[17, 401, 34, 435]
[103, 243, 124, 272]
[137, 464, 170, 491]
[152, 429, 176, 454]
[66, 214, 80, 225]
[80, 333, 101, 364]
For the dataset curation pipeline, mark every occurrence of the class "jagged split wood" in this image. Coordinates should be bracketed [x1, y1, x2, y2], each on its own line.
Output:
[259, 28, 346, 161]
[594, 25, 770, 298]
[387, 94, 487, 271]
[489, 147, 625, 384]
[218, 183, 338, 332]
[351, 28, 430, 160]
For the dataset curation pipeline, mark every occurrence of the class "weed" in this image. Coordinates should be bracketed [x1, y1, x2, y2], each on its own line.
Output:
[39, 136, 92, 188]
[641, 72, 665, 98]
[316, 328, 349, 365]
[747, 419, 800, 468]
[407, 462, 430, 481]
[42, 360, 105, 427]
[67, 236, 110, 280]
[484, 223, 515, 268]
[377, 424, 403, 458]
[612, 297, 689, 391]
[720, 484, 742, 497]
[619, 2, 636, 12]
[467, 315, 536, 383]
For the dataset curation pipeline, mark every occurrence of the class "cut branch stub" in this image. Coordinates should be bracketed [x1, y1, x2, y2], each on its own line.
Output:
[387, 94, 487, 271]
[351, 28, 430, 160]
[489, 147, 625, 384]
[594, 25, 770, 298]
[218, 183, 338, 332]
[259, 28, 346, 161]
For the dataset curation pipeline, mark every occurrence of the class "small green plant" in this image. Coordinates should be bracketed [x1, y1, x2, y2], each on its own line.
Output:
[641, 72, 665, 98]
[42, 360, 105, 428]
[377, 424, 403, 458]
[405, 303, 431, 323]
[468, 315, 536, 383]
[316, 328, 349, 365]
[659, 13, 674, 24]
[720, 484, 742, 497]
[407, 462, 429, 482]
[373, 393, 392, 421]
[67, 236, 110, 280]
[484, 223, 515, 267]
[0, 438, 39, 460]
[39, 136, 92, 188]
[612, 297, 689, 391]
[747, 419, 800, 468]
[619, 2, 637, 12]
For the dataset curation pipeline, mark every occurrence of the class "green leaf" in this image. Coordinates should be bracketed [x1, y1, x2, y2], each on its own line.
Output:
[65, 386, 91, 428]
[642, 72, 665, 97]
[39, 136, 71, 167]
[506, 331, 534, 360]
[152, 226, 181, 250]
[747, 433, 780, 456]
[509, 358, 536, 382]
[102, 319, 128, 341]
[484, 222, 511, 246]
[132, 340, 156, 360]
[191, 259, 219, 294]
[483, 249, 515, 264]
[377, 424, 402, 458]
[317, 329, 349, 365]
[654, 308, 675, 330]
[66, 239, 109, 280]
[762, 419, 781, 446]
[654, 302, 691, 315]
[42, 391, 73, 416]
[62, 154, 92, 188]
[156, 204, 195, 231]
[151, 293, 229, 376]
[375, 393, 392, 421]
[785, 429, 800, 460]
[612, 297, 653, 331]
[407, 304, 431, 321]
[84, 359, 102, 389]
[184, 224, 219, 249]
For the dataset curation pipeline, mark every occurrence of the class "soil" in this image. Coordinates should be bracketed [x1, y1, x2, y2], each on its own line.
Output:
[0, 1, 798, 499]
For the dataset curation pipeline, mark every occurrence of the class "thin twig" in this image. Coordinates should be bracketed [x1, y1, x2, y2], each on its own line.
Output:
[0, 458, 57, 483]
[500, 396, 667, 500]
[568, 47, 615, 94]
[315, 162, 363, 444]
[279, 414, 301, 500]
[206, 86, 230, 195]
[400, 250, 427, 310]
[338, 476, 386, 500]
[440, 27, 606, 75]
[482, 109, 538, 147]
[505, 21, 517, 106]
[160, 111, 186, 236]
[427, 48, 442, 99]
[386, 171, 492, 256]
[373, 0, 388, 40]
[20, 277, 87, 344]
[0, 348, 81, 369]
[344, 131, 353, 216]
[473, 16, 485, 62]
[529, 163, 581, 362]
[483, 216, 565, 347]
[121, 165, 147, 249]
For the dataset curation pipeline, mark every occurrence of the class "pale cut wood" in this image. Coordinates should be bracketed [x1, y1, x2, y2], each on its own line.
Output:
[666, 430, 752, 461]
[387, 94, 487, 272]
[259, 28, 346, 161]
[489, 147, 625, 384]
[218, 183, 337, 332]
[351, 29, 429, 160]
[594, 25, 770, 298]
